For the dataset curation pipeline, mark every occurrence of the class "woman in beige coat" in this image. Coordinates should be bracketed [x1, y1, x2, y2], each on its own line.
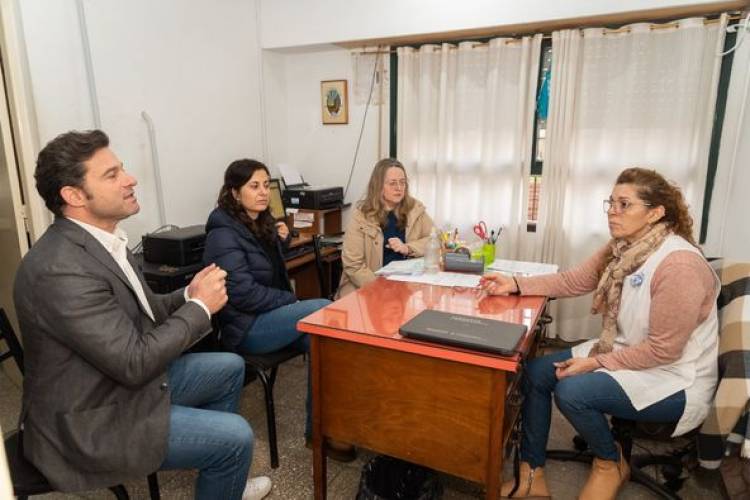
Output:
[337, 158, 434, 298]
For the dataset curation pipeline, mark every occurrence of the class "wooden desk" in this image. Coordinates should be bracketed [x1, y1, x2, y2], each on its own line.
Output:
[298, 278, 547, 499]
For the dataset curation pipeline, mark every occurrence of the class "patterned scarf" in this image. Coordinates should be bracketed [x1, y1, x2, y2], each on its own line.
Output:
[589, 222, 669, 355]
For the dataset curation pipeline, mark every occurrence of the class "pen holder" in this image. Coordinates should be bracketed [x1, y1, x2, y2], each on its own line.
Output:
[470, 243, 484, 263]
[482, 242, 496, 267]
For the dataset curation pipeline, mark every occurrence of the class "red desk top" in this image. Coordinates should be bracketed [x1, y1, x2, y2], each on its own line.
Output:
[298, 278, 547, 372]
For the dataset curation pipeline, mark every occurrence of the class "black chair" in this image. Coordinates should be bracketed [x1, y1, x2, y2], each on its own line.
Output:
[5, 430, 161, 500]
[5, 431, 160, 500]
[546, 418, 690, 499]
[0, 308, 24, 375]
[1, 308, 161, 499]
[240, 346, 305, 468]
[312, 233, 343, 300]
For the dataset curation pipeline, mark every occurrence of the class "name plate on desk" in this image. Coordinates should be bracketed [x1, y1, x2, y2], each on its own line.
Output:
[400, 310, 527, 356]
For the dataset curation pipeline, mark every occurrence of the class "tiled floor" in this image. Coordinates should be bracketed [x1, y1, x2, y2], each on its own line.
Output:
[0, 355, 725, 499]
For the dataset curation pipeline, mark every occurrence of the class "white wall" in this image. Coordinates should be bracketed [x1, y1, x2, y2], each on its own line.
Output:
[259, 0, 738, 49]
[263, 45, 388, 213]
[19, 0, 263, 241]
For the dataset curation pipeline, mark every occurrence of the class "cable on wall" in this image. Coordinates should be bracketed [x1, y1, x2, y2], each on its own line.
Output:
[343, 51, 380, 201]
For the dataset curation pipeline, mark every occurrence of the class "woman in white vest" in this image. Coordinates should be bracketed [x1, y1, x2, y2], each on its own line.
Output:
[480, 167, 719, 500]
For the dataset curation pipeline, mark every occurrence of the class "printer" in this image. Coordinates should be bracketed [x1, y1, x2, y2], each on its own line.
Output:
[142, 225, 206, 266]
[282, 183, 343, 210]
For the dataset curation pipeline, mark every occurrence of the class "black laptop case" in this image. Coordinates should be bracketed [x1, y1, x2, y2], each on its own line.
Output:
[399, 310, 527, 356]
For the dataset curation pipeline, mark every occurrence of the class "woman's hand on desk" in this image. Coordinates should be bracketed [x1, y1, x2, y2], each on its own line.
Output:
[386, 237, 410, 255]
[275, 221, 290, 240]
[553, 357, 600, 379]
[479, 273, 517, 295]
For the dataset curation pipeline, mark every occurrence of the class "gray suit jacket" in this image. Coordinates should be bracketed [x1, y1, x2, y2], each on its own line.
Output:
[13, 217, 211, 492]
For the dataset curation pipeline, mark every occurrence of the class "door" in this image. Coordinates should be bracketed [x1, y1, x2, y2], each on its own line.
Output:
[0, 51, 28, 337]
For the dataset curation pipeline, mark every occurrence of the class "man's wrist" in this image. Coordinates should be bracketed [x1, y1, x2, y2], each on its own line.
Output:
[187, 297, 211, 320]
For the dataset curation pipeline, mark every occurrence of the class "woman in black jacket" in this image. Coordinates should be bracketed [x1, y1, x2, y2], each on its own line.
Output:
[203, 159, 330, 442]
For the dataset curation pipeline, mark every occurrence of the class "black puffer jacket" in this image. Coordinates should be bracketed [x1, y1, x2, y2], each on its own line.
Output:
[203, 208, 295, 349]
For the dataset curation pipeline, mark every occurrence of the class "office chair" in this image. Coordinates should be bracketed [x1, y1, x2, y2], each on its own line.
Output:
[543, 258, 749, 499]
[240, 346, 305, 468]
[208, 316, 303, 468]
[5, 430, 161, 500]
[1, 308, 161, 499]
[0, 308, 24, 375]
[312, 233, 343, 300]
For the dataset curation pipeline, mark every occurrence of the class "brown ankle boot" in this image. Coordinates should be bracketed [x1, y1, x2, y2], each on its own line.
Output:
[578, 445, 630, 500]
[500, 461, 551, 498]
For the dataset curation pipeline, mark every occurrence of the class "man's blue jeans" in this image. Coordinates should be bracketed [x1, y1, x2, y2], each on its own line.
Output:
[237, 298, 331, 438]
[159, 352, 252, 500]
[520, 349, 686, 468]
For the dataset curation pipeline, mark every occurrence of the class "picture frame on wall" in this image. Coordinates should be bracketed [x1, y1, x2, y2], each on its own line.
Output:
[320, 80, 348, 124]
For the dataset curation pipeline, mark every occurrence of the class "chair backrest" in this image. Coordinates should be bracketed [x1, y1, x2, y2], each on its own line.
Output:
[312, 233, 343, 300]
[698, 259, 750, 468]
[0, 308, 24, 375]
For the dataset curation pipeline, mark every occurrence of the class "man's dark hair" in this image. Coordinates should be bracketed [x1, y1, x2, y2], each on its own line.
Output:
[35, 129, 109, 217]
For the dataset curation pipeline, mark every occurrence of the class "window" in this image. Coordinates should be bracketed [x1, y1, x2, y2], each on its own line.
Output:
[527, 41, 552, 231]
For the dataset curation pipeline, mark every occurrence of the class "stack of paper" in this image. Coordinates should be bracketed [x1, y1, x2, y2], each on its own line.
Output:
[375, 258, 424, 276]
[293, 211, 314, 229]
[487, 259, 559, 276]
[388, 272, 481, 288]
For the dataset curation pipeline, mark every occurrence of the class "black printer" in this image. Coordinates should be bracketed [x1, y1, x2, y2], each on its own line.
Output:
[282, 184, 343, 210]
[142, 225, 206, 266]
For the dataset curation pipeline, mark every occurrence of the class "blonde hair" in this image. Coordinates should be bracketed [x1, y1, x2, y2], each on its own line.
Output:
[358, 158, 415, 228]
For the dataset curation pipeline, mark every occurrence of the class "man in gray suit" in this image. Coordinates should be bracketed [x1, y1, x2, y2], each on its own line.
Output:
[13, 130, 271, 500]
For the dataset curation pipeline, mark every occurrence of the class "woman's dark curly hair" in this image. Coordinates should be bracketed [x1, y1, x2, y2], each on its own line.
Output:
[217, 159, 276, 244]
[616, 167, 697, 247]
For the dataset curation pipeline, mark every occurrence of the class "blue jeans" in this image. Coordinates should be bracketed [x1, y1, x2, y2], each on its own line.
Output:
[520, 349, 686, 467]
[237, 298, 331, 438]
[159, 352, 252, 500]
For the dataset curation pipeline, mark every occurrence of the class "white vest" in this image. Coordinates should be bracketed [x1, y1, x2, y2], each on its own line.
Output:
[571, 235, 719, 436]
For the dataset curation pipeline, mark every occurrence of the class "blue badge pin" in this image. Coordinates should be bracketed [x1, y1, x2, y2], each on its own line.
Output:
[630, 272, 644, 287]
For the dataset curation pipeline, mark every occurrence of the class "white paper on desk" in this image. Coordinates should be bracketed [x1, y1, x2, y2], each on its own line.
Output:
[293, 211, 314, 229]
[487, 259, 559, 276]
[279, 163, 304, 186]
[294, 212, 314, 223]
[375, 258, 424, 276]
[387, 271, 481, 288]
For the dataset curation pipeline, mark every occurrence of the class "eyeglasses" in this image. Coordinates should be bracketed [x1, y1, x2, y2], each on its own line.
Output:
[385, 179, 408, 188]
[603, 199, 652, 214]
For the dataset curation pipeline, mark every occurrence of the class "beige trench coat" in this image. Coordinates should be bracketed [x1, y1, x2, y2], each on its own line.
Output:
[336, 200, 434, 298]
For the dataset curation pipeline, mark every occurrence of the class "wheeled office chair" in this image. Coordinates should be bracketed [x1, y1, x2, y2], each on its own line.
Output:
[546, 418, 690, 499]
[543, 258, 750, 499]
[1, 307, 161, 499]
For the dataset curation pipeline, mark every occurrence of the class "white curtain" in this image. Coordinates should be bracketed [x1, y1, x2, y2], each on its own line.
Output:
[536, 16, 727, 340]
[397, 36, 542, 259]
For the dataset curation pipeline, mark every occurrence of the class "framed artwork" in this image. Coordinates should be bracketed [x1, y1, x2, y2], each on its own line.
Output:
[320, 80, 348, 124]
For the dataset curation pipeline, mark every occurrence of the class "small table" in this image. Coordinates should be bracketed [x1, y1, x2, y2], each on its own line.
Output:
[298, 278, 547, 499]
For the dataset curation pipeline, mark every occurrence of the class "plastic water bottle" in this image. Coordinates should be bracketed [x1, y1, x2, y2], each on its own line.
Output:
[424, 228, 440, 274]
